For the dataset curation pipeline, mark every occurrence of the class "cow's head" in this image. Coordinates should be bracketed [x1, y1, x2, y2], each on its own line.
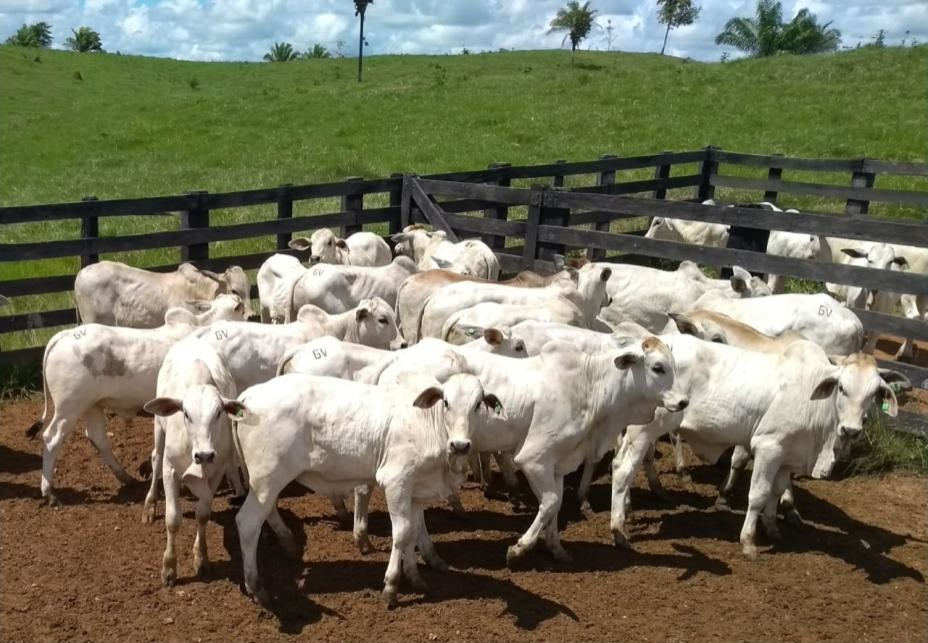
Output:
[390, 225, 433, 262]
[669, 313, 729, 344]
[291, 228, 348, 265]
[840, 245, 907, 309]
[144, 382, 248, 483]
[577, 263, 613, 310]
[218, 266, 254, 319]
[610, 336, 687, 425]
[728, 266, 772, 298]
[456, 326, 528, 357]
[354, 297, 404, 350]
[809, 353, 911, 478]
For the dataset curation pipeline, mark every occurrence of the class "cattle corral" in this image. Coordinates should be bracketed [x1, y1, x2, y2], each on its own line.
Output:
[2, 148, 928, 641]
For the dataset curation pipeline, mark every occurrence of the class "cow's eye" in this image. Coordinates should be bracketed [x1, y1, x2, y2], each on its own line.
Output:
[651, 365, 666, 375]
[443, 400, 449, 409]
[838, 384, 846, 395]
[328, 240, 333, 245]
[474, 401, 482, 413]
[378, 317, 388, 324]
[711, 335, 724, 343]
[515, 343, 525, 352]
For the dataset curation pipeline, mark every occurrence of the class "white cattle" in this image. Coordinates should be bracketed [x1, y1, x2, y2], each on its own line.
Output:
[695, 291, 863, 355]
[256, 253, 305, 323]
[28, 295, 246, 505]
[232, 372, 504, 608]
[442, 299, 586, 344]
[824, 243, 908, 309]
[507, 320, 632, 356]
[286, 256, 418, 317]
[395, 269, 574, 343]
[141, 336, 246, 585]
[288, 229, 392, 266]
[75, 261, 253, 327]
[417, 264, 611, 341]
[610, 336, 907, 558]
[671, 309, 807, 352]
[194, 298, 402, 392]
[391, 225, 500, 279]
[867, 243, 928, 359]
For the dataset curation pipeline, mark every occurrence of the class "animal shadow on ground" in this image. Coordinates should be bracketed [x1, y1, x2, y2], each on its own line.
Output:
[0, 443, 41, 475]
[217, 505, 331, 634]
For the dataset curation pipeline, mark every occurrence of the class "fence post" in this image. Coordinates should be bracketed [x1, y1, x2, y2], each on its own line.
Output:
[388, 173, 404, 234]
[482, 162, 511, 250]
[845, 160, 875, 217]
[651, 151, 673, 200]
[552, 159, 567, 188]
[763, 154, 784, 204]
[521, 185, 546, 271]
[276, 183, 294, 250]
[588, 154, 617, 260]
[341, 176, 364, 238]
[80, 195, 99, 268]
[539, 193, 569, 263]
[180, 190, 209, 263]
[400, 174, 416, 229]
[697, 146, 719, 202]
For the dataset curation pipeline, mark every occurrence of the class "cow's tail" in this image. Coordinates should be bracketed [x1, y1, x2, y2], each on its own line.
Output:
[276, 346, 298, 377]
[441, 310, 462, 342]
[230, 415, 250, 493]
[26, 334, 58, 439]
[284, 271, 304, 324]
[414, 292, 435, 343]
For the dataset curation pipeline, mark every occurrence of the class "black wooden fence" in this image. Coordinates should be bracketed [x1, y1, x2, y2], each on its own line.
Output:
[2, 147, 927, 395]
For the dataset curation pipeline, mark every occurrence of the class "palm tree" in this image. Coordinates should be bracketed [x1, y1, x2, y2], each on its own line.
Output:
[304, 43, 331, 59]
[715, 0, 840, 57]
[656, 0, 701, 55]
[65, 27, 103, 53]
[5, 21, 52, 48]
[548, 1, 598, 65]
[263, 42, 299, 62]
[354, 0, 373, 82]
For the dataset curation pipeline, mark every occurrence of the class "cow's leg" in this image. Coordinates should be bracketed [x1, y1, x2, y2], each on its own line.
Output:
[495, 452, 519, 489]
[740, 451, 781, 559]
[142, 421, 165, 524]
[353, 484, 375, 554]
[382, 486, 414, 609]
[767, 273, 786, 295]
[641, 442, 670, 499]
[447, 491, 466, 515]
[415, 506, 448, 572]
[610, 429, 657, 549]
[40, 410, 80, 505]
[761, 468, 791, 542]
[236, 484, 285, 607]
[576, 457, 595, 515]
[506, 462, 559, 565]
[779, 480, 802, 525]
[401, 504, 427, 592]
[83, 406, 134, 485]
[266, 506, 300, 560]
[543, 474, 571, 562]
[161, 462, 181, 586]
[328, 494, 351, 524]
[717, 445, 751, 511]
[192, 490, 214, 578]
[669, 431, 692, 486]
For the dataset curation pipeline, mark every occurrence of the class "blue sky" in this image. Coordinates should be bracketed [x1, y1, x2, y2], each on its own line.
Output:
[0, 1, 924, 62]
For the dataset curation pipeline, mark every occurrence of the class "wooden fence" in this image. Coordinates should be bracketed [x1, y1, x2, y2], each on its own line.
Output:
[2, 147, 927, 396]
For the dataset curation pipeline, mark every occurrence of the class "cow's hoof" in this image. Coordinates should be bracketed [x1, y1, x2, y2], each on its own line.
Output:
[195, 559, 211, 578]
[141, 504, 156, 525]
[783, 509, 803, 527]
[742, 544, 759, 560]
[356, 535, 375, 555]
[505, 545, 525, 567]
[714, 497, 732, 512]
[612, 529, 632, 550]
[426, 556, 449, 573]
[45, 492, 61, 508]
[117, 472, 137, 486]
[382, 588, 398, 610]
[162, 568, 177, 587]
[579, 501, 594, 519]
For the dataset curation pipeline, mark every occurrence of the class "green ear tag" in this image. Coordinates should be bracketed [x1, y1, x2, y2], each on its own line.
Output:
[495, 402, 502, 414]
[466, 328, 476, 336]
[881, 400, 890, 413]
[235, 408, 245, 419]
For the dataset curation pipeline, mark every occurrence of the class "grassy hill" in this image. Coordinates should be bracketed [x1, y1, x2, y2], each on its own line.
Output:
[2, 45, 926, 206]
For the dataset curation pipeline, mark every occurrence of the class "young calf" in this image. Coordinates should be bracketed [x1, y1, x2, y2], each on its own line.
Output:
[143, 336, 246, 585]
[288, 229, 392, 266]
[232, 372, 504, 608]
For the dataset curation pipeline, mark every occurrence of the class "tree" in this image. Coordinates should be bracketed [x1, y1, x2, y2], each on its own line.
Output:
[715, 0, 840, 57]
[548, 1, 598, 65]
[4, 22, 53, 48]
[263, 42, 299, 62]
[304, 43, 331, 59]
[65, 27, 103, 53]
[354, 0, 373, 82]
[656, 0, 700, 55]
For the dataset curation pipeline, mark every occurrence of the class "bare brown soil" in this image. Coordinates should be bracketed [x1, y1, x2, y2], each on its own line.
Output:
[2, 397, 926, 643]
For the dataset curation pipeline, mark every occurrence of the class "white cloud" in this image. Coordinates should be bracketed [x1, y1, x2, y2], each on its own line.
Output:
[0, 0, 924, 61]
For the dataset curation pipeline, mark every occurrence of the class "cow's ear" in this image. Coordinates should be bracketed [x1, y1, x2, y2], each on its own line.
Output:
[892, 256, 909, 268]
[390, 232, 410, 243]
[482, 394, 508, 421]
[810, 376, 839, 400]
[878, 368, 912, 391]
[144, 397, 183, 417]
[199, 269, 223, 283]
[222, 399, 257, 424]
[599, 266, 612, 282]
[413, 386, 443, 409]
[186, 300, 212, 313]
[878, 383, 899, 417]
[613, 346, 644, 370]
[335, 239, 349, 249]
[669, 313, 700, 337]
[288, 237, 312, 251]
[355, 306, 369, 322]
[730, 266, 751, 293]
[483, 328, 503, 345]
[840, 247, 868, 259]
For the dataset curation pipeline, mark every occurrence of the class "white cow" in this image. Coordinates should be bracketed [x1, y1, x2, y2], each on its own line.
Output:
[28, 295, 246, 505]
[141, 336, 246, 585]
[194, 298, 402, 392]
[610, 336, 906, 558]
[418, 264, 611, 341]
[288, 229, 392, 266]
[694, 290, 863, 355]
[507, 320, 633, 356]
[75, 261, 254, 327]
[824, 243, 908, 309]
[442, 299, 586, 344]
[232, 372, 504, 608]
[866, 243, 928, 359]
[671, 310, 807, 352]
[395, 269, 575, 343]
[391, 226, 500, 280]
[286, 256, 418, 317]
[256, 253, 305, 323]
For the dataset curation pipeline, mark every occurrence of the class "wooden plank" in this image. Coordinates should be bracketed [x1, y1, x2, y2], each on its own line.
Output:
[711, 175, 928, 206]
[415, 178, 533, 205]
[698, 146, 719, 202]
[863, 159, 928, 177]
[521, 185, 545, 270]
[652, 151, 672, 200]
[482, 162, 511, 250]
[552, 159, 567, 188]
[845, 169, 875, 217]
[80, 195, 99, 268]
[405, 177, 459, 242]
[0, 308, 76, 334]
[853, 309, 928, 343]
[340, 177, 364, 237]
[440, 212, 527, 237]
[388, 173, 404, 235]
[533, 225, 928, 294]
[504, 150, 707, 180]
[763, 154, 784, 203]
[399, 174, 413, 229]
[886, 410, 928, 439]
[180, 190, 209, 263]
[589, 155, 617, 260]
[711, 150, 865, 173]
[544, 191, 928, 249]
[0, 194, 195, 225]
[276, 184, 293, 250]
[876, 360, 928, 392]
[0, 346, 45, 369]
[0, 274, 75, 298]
[574, 174, 702, 196]
[0, 209, 397, 263]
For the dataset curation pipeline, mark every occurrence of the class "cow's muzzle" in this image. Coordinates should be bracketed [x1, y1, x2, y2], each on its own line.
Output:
[309, 255, 321, 264]
[194, 450, 216, 465]
[449, 440, 471, 456]
[838, 425, 863, 440]
[661, 392, 689, 413]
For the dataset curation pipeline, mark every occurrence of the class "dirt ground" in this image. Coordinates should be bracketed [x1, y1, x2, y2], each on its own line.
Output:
[2, 397, 927, 643]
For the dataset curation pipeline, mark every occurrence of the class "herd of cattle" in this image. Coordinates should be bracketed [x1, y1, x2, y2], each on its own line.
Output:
[19, 199, 924, 609]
